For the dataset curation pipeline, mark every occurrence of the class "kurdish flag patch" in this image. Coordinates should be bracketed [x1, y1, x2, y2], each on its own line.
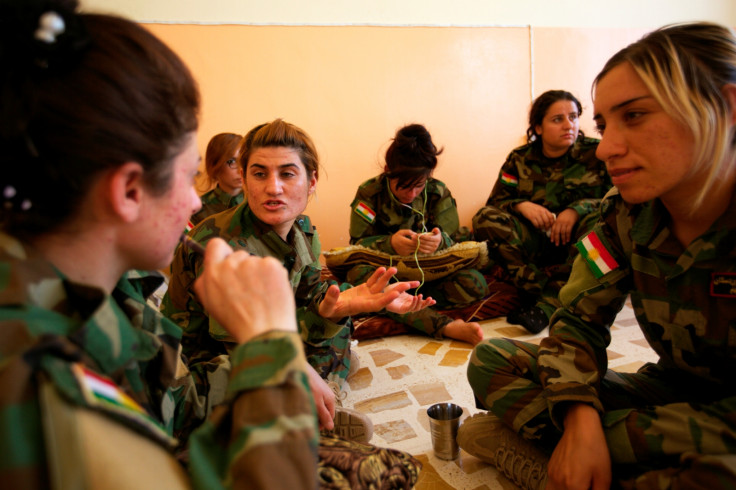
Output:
[72, 364, 174, 445]
[354, 201, 376, 223]
[185, 220, 195, 233]
[500, 172, 519, 187]
[576, 231, 619, 278]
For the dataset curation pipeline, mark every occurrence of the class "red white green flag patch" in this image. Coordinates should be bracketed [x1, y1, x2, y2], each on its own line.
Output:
[500, 172, 519, 187]
[72, 363, 174, 445]
[576, 231, 619, 278]
[354, 201, 376, 223]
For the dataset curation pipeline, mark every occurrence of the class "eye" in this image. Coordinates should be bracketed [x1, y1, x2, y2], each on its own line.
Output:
[594, 123, 606, 135]
[623, 110, 645, 123]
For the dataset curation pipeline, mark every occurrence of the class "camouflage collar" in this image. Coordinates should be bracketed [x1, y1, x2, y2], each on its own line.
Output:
[0, 233, 170, 372]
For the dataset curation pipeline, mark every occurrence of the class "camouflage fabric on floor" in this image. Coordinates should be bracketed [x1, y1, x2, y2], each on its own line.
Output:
[317, 434, 422, 489]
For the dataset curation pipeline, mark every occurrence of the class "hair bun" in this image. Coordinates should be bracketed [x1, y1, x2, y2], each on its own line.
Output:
[0, 0, 87, 71]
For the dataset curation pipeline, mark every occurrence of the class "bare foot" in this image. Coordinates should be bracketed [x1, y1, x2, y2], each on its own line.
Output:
[443, 319, 483, 345]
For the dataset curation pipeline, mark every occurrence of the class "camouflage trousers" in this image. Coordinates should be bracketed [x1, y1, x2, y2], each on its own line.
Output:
[299, 308, 353, 386]
[467, 338, 736, 488]
[472, 206, 597, 317]
[346, 265, 489, 338]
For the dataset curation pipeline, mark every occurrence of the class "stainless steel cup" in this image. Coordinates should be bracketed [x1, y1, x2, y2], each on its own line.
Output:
[427, 402, 463, 460]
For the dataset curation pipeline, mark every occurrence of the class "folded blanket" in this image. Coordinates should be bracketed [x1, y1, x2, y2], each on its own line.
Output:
[324, 241, 489, 282]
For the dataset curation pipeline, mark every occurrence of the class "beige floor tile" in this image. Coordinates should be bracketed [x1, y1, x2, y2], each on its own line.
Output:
[418, 341, 444, 355]
[494, 326, 531, 337]
[354, 390, 412, 413]
[368, 348, 405, 367]
[439, 349, 472, 367]
[413, 454, 456, 489]
[607, 349, 624, 361]
[347, 367, 373, 390]
[374, 419, 417, 443]
[386, 364, 412, 380]
[410, 382, 452, 406]
[449, 340, 474, 350]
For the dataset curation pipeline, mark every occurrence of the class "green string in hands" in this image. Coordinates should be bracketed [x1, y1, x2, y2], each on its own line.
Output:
[386, 180, 429, 295]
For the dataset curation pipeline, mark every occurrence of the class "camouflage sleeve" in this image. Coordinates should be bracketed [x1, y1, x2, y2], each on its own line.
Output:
[184, 331, 319, 489]
[487, 152, 525, 213]
[565, 145, 612, 219]
[568, 197, 603, 219]
[427, 183, 460, 250]
[160, 242, 219, 363]
[349, 187, 394, 253]
[537, 198, 632, 429]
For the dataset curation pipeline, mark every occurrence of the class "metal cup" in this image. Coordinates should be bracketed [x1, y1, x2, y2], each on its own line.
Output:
[427, 403, 463, 460]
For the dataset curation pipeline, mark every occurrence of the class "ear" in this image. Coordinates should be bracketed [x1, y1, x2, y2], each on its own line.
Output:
[107, 162, 146, 223]
[724, 83, 736, 124]
[307, 173, 317, 196]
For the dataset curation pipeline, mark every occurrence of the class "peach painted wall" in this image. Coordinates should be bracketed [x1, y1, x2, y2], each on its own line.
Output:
[146, 24, 647, 256]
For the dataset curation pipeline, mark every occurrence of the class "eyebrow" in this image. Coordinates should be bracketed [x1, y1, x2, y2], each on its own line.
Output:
[248, 162, 301, 171]
[594, 95, 651, 121]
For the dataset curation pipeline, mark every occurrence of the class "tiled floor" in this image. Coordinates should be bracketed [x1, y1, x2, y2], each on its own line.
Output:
[342, 301, 659, 489]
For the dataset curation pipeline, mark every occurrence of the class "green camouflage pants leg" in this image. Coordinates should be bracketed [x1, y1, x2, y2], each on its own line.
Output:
[299, 308, 352, 386]
[472, 205, 553, 298]
[467, 338, 736, 487]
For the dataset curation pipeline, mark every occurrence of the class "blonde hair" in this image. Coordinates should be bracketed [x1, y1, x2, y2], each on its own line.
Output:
[593, 22, 736, 209]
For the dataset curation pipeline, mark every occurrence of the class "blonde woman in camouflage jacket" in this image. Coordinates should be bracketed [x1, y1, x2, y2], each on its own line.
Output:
[0, 2, 319, 488]
[460, 23, 736, 490]
[473, 90, 611, 333]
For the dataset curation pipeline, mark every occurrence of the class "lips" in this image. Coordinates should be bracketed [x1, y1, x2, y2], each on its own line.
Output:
[263, 200, 285, 210]
[608, 166, 638, 185]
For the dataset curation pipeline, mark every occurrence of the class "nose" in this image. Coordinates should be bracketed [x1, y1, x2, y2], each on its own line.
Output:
[265, 174, 283, 194]
[190, 187, 202, 213]
[595, 126, 625, 163]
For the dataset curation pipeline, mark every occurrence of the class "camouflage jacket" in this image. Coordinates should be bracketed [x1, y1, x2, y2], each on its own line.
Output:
[190, 185, 244, 226]
[539, 189, 736, 428]
[162, 202, 349, 362]
[486, 137, 611, 218]
[0, 233, 318, 488]
[349, 175, 466, 253]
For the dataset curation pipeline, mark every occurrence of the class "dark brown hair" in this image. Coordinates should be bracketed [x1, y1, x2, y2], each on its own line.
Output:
[383, 123, 443, 189]
[1, 1, 200, 239]
[526, 90, 583, 144]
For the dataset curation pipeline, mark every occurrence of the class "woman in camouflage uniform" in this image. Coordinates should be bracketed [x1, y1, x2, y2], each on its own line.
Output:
[189, 132, 245, 226]
[473, 90, 612, 333]
[163, 119, 434, 440]
[460, 23, 736, 489]
[349, 123, 489, 345]
[0, 2, 318, 487]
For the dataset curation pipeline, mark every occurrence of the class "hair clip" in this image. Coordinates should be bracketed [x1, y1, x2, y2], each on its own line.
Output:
[34, 11, 65, 44]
